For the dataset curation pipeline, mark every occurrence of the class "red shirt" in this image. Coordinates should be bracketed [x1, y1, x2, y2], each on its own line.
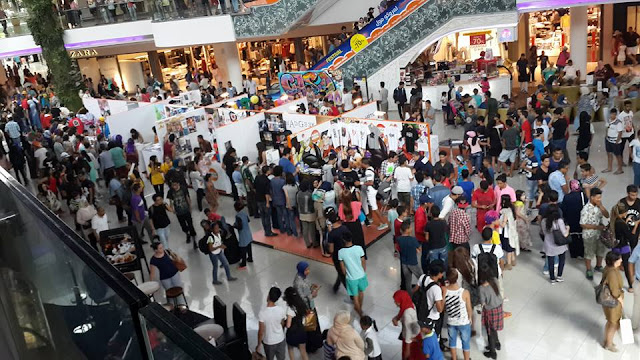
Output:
[521, 119, 532, 144]
[48, 176, 58, 194]
[414, 206, 428, 242]
[68, 117, 84, 134]
[141, 93, 151, 102]
[41, 114, 52, 129]
[394, 218, 403, 238]
[330, 106, 340, 116]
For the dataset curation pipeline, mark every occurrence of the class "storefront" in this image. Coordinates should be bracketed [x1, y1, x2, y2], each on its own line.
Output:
[527, 7, 601, 61]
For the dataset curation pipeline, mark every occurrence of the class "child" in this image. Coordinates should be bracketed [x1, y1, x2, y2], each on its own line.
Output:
[478, 267, 504, 360]
[498, 194, 519, 270]
[457, 169, 474, 204]
[360, 316, 381, 360]
[484, 210, 501, 245]
[419, 320, 444, 360]
[455, 155, 469, 180]
[480, 157, 495, 186]
[387, 199, 400, 230]
[204, 208, 222, 222]
[514, 190, 533, 252]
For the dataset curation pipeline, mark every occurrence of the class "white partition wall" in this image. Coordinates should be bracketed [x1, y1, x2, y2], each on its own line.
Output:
[215, 112, 264, 164]
[342, 101, 378, 119]
[106, 104, 159, 143]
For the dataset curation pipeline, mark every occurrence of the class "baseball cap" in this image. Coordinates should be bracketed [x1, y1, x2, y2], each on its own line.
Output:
[419, 193, 432, 204]
[418, 319, 435, 330]
[451, 186, 464, 195]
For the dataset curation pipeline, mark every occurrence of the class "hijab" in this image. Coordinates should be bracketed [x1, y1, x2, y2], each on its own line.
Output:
[570, 179, 581, 192]
[393, 290, 414, 318]
[328, 310, 365, 360]
[296, 261, 309, 278]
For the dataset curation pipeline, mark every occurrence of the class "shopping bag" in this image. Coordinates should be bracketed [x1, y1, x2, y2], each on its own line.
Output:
[620, 318, 634, 345]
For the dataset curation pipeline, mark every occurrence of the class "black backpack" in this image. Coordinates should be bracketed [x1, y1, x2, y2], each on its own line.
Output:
[366, 167, 380, 190]
[412, 275, 439, 323]
[198, 234, 211, 255]
[478, 244, 499, 279]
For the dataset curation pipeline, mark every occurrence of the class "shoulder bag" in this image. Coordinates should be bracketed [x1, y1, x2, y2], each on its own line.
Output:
[552, 221, 571, 246]
[594, 277, 618, 308]
[167, 249, 187, 272]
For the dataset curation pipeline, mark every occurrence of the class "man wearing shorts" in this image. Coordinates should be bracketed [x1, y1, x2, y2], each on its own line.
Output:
[362, 159, 389, 230]
[619, 100, 635, 166]
[580, 188, 610, 280]
[604, 108, 624, 174]
[498, 119, 519, 176]
[339, 232, 368, 317]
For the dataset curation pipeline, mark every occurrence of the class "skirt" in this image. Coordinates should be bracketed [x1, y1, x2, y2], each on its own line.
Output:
[482, 305, 504, 331]
[286, 327, 307, 347]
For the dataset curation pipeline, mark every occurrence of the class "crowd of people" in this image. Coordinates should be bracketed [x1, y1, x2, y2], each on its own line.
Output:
[4, 44, 640, 360]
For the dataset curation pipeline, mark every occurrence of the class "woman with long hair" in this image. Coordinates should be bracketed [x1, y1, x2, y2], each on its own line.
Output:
[204, 173, 219, 213]
[600, 251, 624, 352]
[610, 202, 635, 291]
[148, 155, 165, 196]
[514, 190, 533, 252]
[391, 290, 421, 360]
[338, 189, 366, 256]
[487, 118, 502, 169]
[283, 287, 309, 360]
[499, 194, 519, 269]
[541, 204, 569, 283]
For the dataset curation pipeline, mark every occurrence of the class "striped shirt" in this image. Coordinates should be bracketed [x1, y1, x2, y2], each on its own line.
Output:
[445, 287, 470, 326]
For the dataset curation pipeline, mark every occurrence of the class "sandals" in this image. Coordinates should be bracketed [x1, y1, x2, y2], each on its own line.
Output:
[614, 170, 624, 175]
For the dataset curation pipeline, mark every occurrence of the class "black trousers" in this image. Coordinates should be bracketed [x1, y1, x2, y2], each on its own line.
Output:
[568, 233, 584, 258]
[176, 213, 196, 237]
[153, 184, 164, 197]
[13, 166, 28, 185]
[240, 243, 253, 266]
[332, 258, 346, 291]
[226, 172, 239, 200]
[196, 188, 205, 211]
[529, 65, 536, 82]
[487, 327, 500, 354]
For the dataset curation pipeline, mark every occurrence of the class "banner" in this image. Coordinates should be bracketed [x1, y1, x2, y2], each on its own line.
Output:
[282, 113, 317, 133]
[312, 0, 428, 71]
[278, 71, 341, 104]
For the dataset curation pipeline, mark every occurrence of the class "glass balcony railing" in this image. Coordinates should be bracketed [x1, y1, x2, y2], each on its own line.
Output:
[0, 167, 227, 360]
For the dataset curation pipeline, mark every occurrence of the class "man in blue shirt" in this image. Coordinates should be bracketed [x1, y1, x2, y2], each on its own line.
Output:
[457, 169, 474, 204]
[397, 220, 422, 291]
[278, 147, 297, 176]
[548, 160, 569, 202]
[338, 232, 368, 317]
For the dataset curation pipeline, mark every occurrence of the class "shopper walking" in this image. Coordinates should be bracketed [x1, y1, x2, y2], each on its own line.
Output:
[257, 287, 287, 360]
[541, 204, 569, 283]
[611, 202, 635, 291]
[149, 194, 173, 249]
[443, 270, 472, 360]
[202, 220, 237, 285]
[149, 242, 186, 305]
[283, 287, 309, 360]
[391, 290, 421, 360]
[254, 166, 276, 236]
[234, 201, 254, 269]
[338, 232, 368, 317]
[580, 188, 610, 280]
[600, 251, 624, 352]
[166, 181, 197, 249]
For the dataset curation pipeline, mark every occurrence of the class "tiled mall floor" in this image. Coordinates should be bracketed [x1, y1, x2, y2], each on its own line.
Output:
[43, 116, 640, 359]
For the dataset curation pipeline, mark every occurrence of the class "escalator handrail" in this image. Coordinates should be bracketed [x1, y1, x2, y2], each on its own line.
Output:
[312, 0, 428, 71]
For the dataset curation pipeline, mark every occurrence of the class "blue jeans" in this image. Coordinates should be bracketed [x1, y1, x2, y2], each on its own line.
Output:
[551, 138, 567, 151]
[257, 201, 273, 234]
[285, 207, 298, 236]
[471, 152, 483, 174]
[156, 227, 170, 249]
[543, 255, 559, 272]
[527, 179, 538, 201]
[422, 245, 448, 273]
[209, 252, 231, 282]
[274, 205, 286, 233]
[634, 162, 640, 186]
[448, 323, 471, 351]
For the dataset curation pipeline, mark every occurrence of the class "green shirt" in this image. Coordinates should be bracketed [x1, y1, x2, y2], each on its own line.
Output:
[109, 147, 126, 168]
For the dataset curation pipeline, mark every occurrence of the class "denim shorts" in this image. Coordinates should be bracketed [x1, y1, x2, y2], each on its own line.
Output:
[448, 323, 471, 351]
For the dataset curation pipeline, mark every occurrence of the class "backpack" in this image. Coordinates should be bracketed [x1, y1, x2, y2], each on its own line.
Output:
[477, 244, 499, 279]
[198, 234, 211, 255]
[412, 275, 438, 323]
[366, 167, 380, 190]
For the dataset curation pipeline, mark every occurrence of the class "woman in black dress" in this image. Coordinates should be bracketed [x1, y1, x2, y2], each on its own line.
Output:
[487, 117, 503, 169]
[284, 287, 310, 360]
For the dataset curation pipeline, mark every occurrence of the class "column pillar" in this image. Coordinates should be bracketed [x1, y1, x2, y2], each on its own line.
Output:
[570, 6, 588, 80]
[147, 51, 163, 82]
[211, 42, 243, 91]
[602, 4, 614, 64]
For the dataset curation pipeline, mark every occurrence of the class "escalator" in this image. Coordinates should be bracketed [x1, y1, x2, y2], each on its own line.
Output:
[312, 0, 518, 86]
[233, 0, 340, 39]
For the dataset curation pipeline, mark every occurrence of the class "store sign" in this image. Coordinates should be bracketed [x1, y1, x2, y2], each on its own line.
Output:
[469, 34, 486, 46]
[312, 0, 429, 71]
[69, 49, 99, 58]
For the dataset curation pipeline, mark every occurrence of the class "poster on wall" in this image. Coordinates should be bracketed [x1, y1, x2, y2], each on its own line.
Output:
[215, 108, 249, 127]
[312, 0, 429, 71]
[155, 109, 207, 159]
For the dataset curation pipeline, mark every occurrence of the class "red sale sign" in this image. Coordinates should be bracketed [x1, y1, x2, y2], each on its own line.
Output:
[469, 34, 486, 46]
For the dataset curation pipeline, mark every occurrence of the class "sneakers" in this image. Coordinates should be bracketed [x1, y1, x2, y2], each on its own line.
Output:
[227, 277, 238, 281]
[377, 223, 389, 230]
[483, 351, 497, 359]
[556, 277, 564, 283]
[543, 270, 549, 275]
[604, 344, 619, 352]
[212, 280, 222, 285]
[594, 266, 604, 273]
[550, 279, 557, 284]
[586, 270, 594, 280]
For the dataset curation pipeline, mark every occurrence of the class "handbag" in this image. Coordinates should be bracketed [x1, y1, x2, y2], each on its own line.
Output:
[552, 221, 571, 246]
[599, 227, 618, 248]
[167, 250, 187, 272]
[594, 280, 618, 308]
[303, 309, 318, 332]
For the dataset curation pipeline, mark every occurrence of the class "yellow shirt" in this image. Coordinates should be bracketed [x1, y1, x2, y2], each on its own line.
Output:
[149, 166, 164, 185]
[160, 162, 171, 174]
[491, 230, 501, 245]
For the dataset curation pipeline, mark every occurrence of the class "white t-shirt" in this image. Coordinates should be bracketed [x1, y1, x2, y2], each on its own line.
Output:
[343, 93, 354, 111]
[606, 118, 624, 142]
[563, 65, 577, 79]
[417, 275, 443, 321]
[34, 147, 48, 169]
[618, 110, 635, 138]
[394, 166, 414, 192]
[534, 123, 550, 147]
[258, 305, 287, 345]
[91, 214, 109, 235]
[470, 243, 504, 276]
[207, 233, 223, 255]
[630, 138, 640, 164]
